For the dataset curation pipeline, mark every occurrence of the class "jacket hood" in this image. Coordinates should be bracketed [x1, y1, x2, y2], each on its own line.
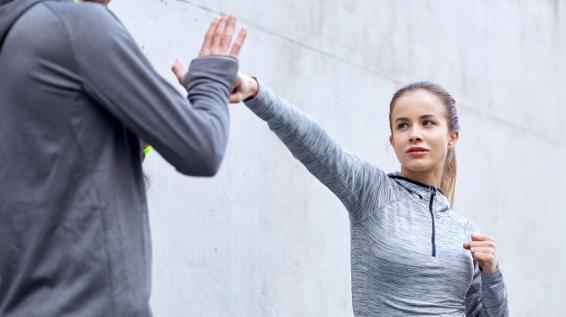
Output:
[0, 0, 47, 50]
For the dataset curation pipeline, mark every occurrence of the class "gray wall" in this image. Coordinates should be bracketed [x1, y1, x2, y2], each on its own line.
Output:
[110, 0, 566, 316]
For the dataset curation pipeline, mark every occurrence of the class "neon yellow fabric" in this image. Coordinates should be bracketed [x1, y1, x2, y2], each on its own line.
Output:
[143, 145, 152, 157]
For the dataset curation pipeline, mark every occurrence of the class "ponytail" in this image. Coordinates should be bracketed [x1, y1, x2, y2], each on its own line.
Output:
[441, 148, 457, 208]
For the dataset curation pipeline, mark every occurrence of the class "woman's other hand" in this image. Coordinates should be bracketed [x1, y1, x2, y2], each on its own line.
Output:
[463, 233, 499, 275]
[229, 73, 258, 103]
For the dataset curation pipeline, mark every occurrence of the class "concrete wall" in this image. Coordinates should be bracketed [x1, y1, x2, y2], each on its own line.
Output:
[109, 0, 566, 316]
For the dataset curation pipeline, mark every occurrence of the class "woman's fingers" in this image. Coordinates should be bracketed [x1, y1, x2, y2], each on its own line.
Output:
[464, 232, 498, 274]
[466, 240, 496, 249]
[473, 251, 495, 263]
[465, 233, 495, 249]
[471, 248, 497, 274]
[228, 73, 258, 103]
[229, 93, 242, 104]
[228, 75, 242, 103]
[471, 232, 494, 242]
[229, 27, 248, 58]
[469, 247, 495, 255]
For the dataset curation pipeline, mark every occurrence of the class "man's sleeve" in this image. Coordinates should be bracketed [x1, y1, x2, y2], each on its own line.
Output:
[66, 5, 238, 176]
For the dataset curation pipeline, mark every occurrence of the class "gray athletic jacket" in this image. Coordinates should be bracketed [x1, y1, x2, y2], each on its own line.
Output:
[0, 0, 237, 316]
[244, 82, 509, 316]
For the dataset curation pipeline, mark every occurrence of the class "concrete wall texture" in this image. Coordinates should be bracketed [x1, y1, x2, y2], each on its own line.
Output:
[109, 0, 566, 316]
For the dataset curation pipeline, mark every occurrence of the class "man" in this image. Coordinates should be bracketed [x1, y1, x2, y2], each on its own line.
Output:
[0, 0, 246, 315]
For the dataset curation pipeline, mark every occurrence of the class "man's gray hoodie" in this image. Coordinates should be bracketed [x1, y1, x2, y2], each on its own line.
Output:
[0, 1, 238, 316]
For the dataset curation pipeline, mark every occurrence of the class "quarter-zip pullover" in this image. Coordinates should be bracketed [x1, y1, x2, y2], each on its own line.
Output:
[389, 174, 448, 257]
[244, 82, 509, 316]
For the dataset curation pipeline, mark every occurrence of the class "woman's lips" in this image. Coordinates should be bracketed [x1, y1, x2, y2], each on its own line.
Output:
[406, 147, 429, 157]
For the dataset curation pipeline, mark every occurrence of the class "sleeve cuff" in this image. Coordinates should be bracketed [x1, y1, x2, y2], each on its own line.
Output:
[243, 79, 276, 120]
[185, 56, 239, 93]
[481, 265, 504, 284]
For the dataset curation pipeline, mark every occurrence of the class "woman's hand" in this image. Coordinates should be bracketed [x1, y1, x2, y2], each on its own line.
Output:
[463, 233, 499, 275]
[172, 14, 247, 85]
[229, 73, 258, 103]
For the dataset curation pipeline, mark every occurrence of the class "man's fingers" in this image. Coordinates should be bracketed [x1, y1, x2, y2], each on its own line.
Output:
[199, 14, 246, 58]
[211, 15, 228, 55]
[229, 27, 248, 58]
[199, 17, 220, 56]
[171, 59, 186, 84]
[220, 14, 236, 52]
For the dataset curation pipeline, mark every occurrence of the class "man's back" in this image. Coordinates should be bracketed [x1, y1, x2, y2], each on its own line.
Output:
[0, 1, 238, 316]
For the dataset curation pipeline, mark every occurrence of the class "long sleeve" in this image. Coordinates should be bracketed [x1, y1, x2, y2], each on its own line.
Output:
[244, 81, 395, 220]
[65, 5, 237, 176]
[465, 265, 509, 317]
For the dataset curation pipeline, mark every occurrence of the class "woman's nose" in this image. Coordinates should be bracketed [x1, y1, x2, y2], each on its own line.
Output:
[409, 129, 423, 143]
[409, 136, 422, 142]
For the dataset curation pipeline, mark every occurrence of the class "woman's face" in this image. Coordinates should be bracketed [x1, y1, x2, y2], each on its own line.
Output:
[389, 89, 458, 175]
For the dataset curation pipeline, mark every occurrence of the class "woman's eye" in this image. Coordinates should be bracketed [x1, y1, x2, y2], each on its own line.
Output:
[423, 120, 436, 126]
[397, 123, 408, 129]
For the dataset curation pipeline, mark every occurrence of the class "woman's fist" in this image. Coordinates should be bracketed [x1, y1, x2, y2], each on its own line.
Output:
[464, 233, 498, 275]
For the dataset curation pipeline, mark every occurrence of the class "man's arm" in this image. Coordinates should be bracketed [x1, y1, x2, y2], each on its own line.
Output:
[66, 6, 246, 175]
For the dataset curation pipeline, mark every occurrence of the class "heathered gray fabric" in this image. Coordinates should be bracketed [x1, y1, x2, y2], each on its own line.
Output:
[245, 82, 509, 316]
[0, 1, 237, 316]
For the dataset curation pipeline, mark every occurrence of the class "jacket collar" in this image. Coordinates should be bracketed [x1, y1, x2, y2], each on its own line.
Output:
[388, 171, 450, 211]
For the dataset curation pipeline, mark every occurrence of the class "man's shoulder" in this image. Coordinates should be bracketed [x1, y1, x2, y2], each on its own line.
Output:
[40, 1, 119, 30]
[37, 0, 132, 55]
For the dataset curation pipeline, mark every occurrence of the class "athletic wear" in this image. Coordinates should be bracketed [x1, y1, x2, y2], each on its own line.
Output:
[244, 82, 509, 316]
[0, 1, 237, 316]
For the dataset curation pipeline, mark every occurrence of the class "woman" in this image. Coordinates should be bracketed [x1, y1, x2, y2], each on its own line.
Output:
[173, 71, 510, 315]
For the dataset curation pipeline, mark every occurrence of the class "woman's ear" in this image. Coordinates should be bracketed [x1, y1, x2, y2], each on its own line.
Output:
[389, 134, 394, 146]
[448, 131, 459, 148]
